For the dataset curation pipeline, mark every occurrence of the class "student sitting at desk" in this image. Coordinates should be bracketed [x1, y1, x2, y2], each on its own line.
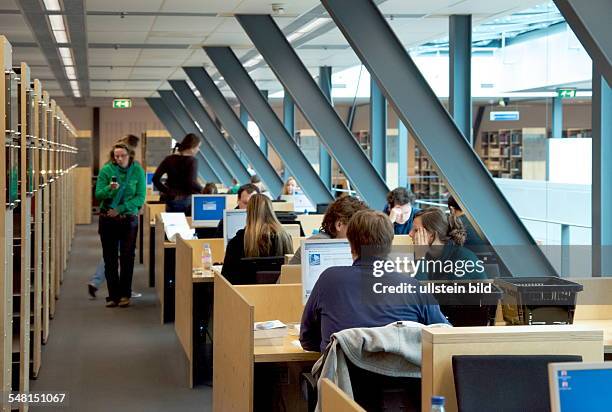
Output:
[410, 208, 487, 281]
[300, 210, 449, 352]
[289, 196, 369, 264]
[221, 194, 293, 284]
[447, 195, 486, 251]
[278, 176, 297, 199]
[214, 183, 260, 238]
[383, 187, 420, 234]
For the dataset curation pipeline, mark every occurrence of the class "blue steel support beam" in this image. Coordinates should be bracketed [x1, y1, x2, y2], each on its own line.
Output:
[183, 66, 283, 197]
[553, 0, 612, 86]
[398, 120, 408, 188]
[236, 14, 389, 207]
[259, 89, 269, 156]
[158, 90, 234, 186]
[370, 78, 387, 179]
[169, 80, 251, 184]
[592, 69, 612, 277]
[238, 105, 250, 167]
[318, 66, 333, 190]
[552, 97, 563, 138]
[204, 46, 333, 205]
[283, 89, 295, 180]
[449, 14, 472, 144]
[321, 0, 557, 277]
[145, 97, 218, 182]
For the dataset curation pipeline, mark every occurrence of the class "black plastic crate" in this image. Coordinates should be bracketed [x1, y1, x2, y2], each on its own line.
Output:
[420, 280, 502, 326]
[495, 277, 583, 325]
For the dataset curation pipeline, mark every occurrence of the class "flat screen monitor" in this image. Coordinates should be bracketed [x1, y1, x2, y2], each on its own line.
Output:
[549, 362, 612, 412]
[223, 209, 247, 248]
[191, 195, 226, 228]
[300, 238, 352, 304]
[281, 194, 316, 213]
[146, 172, 158, 194]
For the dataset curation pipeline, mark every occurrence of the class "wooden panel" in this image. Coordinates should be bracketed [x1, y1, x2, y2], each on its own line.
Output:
[254, 334, 320, 363]
[291, 237, 305, 254]
[73, 167, 92, 224]
[421, 325, 604, 412]
[154, 215, 167, 323]
[392, 234, 413, 245]
[213, 275, 254, 412]
[296, 214, 323, 236]
[282, 224, 301, 238]
[175, 237, 194, 369]
[187, 238, 225, 266]
[224, 194, 238, 210]
[574, 278, 612, 319]
[279, 265, 301, 284]
[273, 202, 294, 212]
[574, 320, 612, 353]
[321, 378, 365, 412]
[143, 203, 166, 275]
[236, 284, 303, 323]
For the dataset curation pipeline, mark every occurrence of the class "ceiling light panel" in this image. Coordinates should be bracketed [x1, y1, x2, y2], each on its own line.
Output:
[53, 30, 68, 44]
[49, 14, 65, 31]
[43, 0, 61, 11]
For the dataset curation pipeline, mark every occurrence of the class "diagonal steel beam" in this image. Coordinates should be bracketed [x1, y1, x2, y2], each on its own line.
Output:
[236, 14, 389, 207]
[553, 0, 612, 86]
[321, 0, 557, 277]
[183, 66, 283, 197]
[204, 46, 333, 205]
[145, 97, 218, 182]
[63, 0, 90, 98]
[169, 80, 251, 184]
[159, 90, 234, 186]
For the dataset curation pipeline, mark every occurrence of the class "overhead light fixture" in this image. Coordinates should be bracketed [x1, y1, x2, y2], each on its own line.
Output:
[69, 80, 79, 89]
[64, 66, 76, 80]
[73, 90, 81, 98]
[43, 0, 61, 11]
[297, 17, 330, 33]
[53, 30, 68, 44]
[49, 14, 65, 31]
[58, 47, 71, 59]
[62, 55, 73, 66]
[243, 56, 262, 67]
[286, 31, 303, 43]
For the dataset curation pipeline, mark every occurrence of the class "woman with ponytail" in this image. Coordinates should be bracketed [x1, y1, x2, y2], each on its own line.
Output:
[152, 133, 205, 215]
[409, 207, 486, 280]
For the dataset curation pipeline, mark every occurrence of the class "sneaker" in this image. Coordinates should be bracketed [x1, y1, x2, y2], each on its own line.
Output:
[88, 284, 97, 299]
[118, 297, 130, 308]
[105, 300, 118, 308]
[131, 291, 142, 298]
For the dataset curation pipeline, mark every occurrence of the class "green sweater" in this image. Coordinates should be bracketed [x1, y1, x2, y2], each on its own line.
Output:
[95, 161, 146, 216]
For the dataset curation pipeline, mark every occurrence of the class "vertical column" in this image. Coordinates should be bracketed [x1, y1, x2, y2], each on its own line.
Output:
[318, 66, 333, 191]
[259, 89, 269, 156]
[592, 69, 612, 277]
[239, 104, 251, 170]
[370, 78, 387, 179]
[398, 120, 409, 188]
[449, 14, 472, 144]
[552, 96, 563, 138]
[283, 89, 295, 180]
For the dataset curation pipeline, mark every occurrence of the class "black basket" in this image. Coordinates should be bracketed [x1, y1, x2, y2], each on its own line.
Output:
[495, 277, 583, 325]
[420, 280, 502, 326]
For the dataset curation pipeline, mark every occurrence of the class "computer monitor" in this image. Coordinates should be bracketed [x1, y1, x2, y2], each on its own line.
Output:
[300, 238, 353, 304]
[191, 195, 226, 228]
[223, 209, 247, 248]
[280, 194, 316, 213]
[549, 362, 612, 412]
[146, 172, 158, 194]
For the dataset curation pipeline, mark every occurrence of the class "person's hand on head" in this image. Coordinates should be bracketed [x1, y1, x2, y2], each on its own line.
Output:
[389, 206, 402, 223]
[414, 227, 430, 246]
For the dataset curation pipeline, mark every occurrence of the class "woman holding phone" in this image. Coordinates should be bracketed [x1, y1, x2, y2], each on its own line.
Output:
[95, 142, 146, 307]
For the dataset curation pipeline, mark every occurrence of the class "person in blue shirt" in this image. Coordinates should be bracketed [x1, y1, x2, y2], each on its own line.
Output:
[300, 210, 449, 353]
[410, 208, 487, 281]
[383, 187, 420, 234]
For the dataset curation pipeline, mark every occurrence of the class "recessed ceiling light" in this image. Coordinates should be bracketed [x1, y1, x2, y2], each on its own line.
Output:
[43, 0, 61, 11]
[49, 14, 65, 31]
[53, 30, 68, 44]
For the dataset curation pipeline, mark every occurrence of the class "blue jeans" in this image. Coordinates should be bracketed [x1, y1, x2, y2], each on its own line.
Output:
[89, 259, 106, 289]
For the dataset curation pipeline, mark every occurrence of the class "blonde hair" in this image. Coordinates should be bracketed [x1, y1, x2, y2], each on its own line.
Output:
[282, 176, 297, 195]
[244, 194, 293, 257]
[415, 208, 466, 246]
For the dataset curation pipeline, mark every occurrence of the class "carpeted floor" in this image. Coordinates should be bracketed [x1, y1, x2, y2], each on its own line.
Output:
[30, 221, 211, 412]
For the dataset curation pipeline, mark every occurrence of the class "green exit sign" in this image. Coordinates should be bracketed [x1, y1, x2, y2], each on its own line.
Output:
[113, 98, 132, 109]
[557, 88, 577, 99]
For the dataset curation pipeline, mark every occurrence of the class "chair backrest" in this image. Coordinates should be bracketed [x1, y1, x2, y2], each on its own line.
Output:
[237, 256, 285, 285]
[452, 355, 583, 412]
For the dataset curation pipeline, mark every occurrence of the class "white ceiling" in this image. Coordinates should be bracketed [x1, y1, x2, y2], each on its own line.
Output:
[0, 0, 546, 105]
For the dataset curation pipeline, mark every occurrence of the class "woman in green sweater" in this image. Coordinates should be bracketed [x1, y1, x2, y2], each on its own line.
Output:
[95, 142, 146, 307]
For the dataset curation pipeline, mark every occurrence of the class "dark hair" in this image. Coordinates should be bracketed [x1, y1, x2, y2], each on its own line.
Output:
[321, 196, 369, 238]
[237, 183, 260, 199]
[203, 183, 218, 194]
[414, 207, 466, 246]
[250, 175, 262, 184]
[119, 134, 140, 149]
[447, 195, 461, 211]
[346, 210, 394, 259]
[386, 187, 416, 208]
[175, 133, 200, 153]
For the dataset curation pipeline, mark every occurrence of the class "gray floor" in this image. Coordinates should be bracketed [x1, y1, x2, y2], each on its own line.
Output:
[31, 221, 211, 412]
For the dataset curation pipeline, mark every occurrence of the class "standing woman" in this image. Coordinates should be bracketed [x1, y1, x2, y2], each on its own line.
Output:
[152, 133, 204, 215]
[95, 143, 146, 307]
[222, 194, 293, 284]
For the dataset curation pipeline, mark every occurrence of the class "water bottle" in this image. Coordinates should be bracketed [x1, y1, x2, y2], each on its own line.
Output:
[431, 396, 445, 412]
[201, 243, 212, 271]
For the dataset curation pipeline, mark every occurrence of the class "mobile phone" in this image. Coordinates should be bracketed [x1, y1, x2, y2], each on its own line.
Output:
[111, 176, 118, 183]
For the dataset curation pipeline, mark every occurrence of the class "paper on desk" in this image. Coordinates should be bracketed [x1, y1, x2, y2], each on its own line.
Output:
[161, 212, 196, 242]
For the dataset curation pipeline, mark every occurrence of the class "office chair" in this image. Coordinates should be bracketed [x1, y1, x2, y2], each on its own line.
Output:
[236, 256, 285, 285]
[452, 354, 582, 412]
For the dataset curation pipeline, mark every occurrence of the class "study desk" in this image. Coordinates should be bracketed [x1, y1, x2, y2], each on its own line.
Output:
[574, 319, 612, 354]
[143, 203, 166, 287]
[214, 275, 319, 411]
[155, 215, 176, 323]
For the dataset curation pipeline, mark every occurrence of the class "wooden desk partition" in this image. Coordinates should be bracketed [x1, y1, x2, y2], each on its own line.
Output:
[296, 214, 323, 236]
[291, 237, 306, 254]
[143, 203, 166, 281]
[279, 265, 301, 284]
[392, 234, 413, 245]
[283, 224, 301, 238]
[421, 325, 604, 412]
[273, 202, 294, 212]
[213, 276, 318, 412]
[320, 378, 365, 412]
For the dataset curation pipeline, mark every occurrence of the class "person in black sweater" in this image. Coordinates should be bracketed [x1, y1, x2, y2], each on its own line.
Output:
[152, 133, 205, 216]
[221, 194, 293, 284]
